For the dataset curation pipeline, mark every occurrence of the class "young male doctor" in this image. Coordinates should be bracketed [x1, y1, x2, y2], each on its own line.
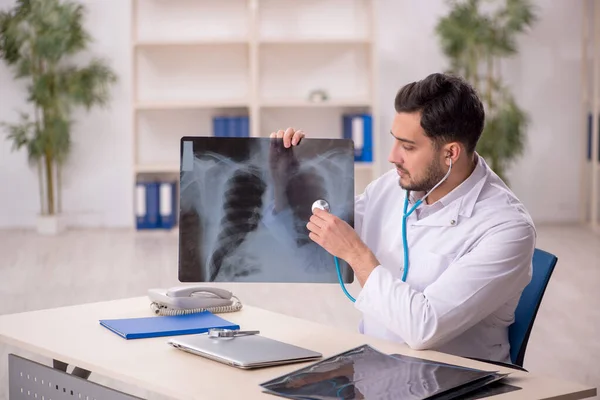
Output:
[271, 72, 536, 364]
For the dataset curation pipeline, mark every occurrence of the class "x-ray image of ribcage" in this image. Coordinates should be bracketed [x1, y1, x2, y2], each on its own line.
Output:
[285, 166, 328, 247]
[178, 137, 355, 283]
[208, 167, 266, 281]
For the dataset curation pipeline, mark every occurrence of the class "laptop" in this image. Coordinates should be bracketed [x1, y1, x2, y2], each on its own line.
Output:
[168, 333, 322, 369]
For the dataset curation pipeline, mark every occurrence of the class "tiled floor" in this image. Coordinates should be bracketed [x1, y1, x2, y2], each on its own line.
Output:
[0, 224, 597, 399]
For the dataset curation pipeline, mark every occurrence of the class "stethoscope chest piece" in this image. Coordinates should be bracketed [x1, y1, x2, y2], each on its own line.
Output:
[311, 199, 330, 212]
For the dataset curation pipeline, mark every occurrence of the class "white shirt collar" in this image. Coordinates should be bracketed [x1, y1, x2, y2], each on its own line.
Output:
[409, 153, 487, 220]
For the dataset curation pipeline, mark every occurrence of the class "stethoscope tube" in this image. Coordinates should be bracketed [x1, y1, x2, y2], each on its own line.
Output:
[335, 157, 453, 303]
[334, 255, 355, 302]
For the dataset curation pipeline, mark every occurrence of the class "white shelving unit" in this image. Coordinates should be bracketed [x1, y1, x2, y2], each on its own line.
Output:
[130, 0, 380, 225]
[581, 0, 600, 232]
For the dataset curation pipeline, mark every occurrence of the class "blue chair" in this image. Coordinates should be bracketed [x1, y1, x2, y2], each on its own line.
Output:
[467, 248, 557, 371]
[508, 248, 558, 367]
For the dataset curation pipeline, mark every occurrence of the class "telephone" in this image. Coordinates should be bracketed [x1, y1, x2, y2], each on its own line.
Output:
[148, 286, 243, 316]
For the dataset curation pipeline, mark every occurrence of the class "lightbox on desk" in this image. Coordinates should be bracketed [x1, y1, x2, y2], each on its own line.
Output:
[177, 136, 355, 284]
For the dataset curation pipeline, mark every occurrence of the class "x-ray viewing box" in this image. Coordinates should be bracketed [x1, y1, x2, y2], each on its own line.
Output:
[178, 136, 356, 284]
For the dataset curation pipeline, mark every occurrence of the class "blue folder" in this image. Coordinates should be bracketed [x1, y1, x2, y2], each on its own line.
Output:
[341, 113, 373, 162]
[159, 180, 177, 229]
[99, 311, 240, 340]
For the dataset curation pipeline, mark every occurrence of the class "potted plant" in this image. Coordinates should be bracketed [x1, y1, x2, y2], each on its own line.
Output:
[0, 0, 117, 234]
[435, 0, 538, 183]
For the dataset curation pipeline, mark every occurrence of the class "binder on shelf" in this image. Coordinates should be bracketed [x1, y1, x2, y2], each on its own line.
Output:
[135, 182, 148, 229]
[147, 182, 160, 228]
[361, 114, 373, 162]
[212, 116, 250, 138]
[135, 179, 177, 230]
[586, 112, 600, 162]
[135, 181, 160, 230]
[238, 116, 249, 137]
[227, 116, 239, 138]
[159, 180, 177, 229]
[213, 116, 228, 137]
[99, 311, 240, 340]
[342, 113, 373, 162]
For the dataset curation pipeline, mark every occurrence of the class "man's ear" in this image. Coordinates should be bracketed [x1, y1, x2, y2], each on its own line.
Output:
[444, 142, 462, 166]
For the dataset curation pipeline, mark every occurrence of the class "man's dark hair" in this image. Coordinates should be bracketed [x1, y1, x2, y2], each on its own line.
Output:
[394, 73, 485, 154]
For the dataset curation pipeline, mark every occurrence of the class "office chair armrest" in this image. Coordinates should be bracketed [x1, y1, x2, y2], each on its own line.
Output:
[466, 357, 528, 372]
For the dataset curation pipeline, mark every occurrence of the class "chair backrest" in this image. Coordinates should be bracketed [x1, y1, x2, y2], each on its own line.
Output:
[508, 248, 557, 366]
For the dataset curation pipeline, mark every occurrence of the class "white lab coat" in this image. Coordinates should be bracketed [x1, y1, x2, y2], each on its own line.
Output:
[353, 154, 536, 363]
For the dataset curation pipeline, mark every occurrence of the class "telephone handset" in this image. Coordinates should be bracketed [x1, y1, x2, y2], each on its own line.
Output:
[148, 286, 243, 316]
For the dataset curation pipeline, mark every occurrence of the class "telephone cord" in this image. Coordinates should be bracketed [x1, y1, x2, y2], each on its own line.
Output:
[150, 296, 243, 316]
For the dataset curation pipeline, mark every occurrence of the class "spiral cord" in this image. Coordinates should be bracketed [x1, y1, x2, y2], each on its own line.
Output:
[150, 296, 243, 316]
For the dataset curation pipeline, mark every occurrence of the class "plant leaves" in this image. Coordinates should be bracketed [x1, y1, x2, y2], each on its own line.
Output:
[435, 0, 537, 183]
[0, 0, 117, 168]
[58, 58, 118, 110]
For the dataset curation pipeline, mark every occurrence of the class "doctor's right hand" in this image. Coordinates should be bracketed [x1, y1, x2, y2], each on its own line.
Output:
[268, 127, 305, 212]
[269, 127, 305, 148]
[268, 127, 305, 179]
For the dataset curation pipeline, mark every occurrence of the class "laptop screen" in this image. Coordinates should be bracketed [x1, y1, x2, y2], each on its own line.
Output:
[178, 136, 355, 283]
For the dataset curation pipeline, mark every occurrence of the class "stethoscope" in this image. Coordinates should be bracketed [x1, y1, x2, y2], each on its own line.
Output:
[208, 328, 259, 338]
[312, 157, 453, 303]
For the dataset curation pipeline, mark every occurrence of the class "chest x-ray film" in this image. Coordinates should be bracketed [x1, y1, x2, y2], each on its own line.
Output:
[260, 344, 511, 400]
[178, 136, 355, 283]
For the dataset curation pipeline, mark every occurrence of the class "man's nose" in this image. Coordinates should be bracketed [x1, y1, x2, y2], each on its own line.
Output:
[388, 153, 403, 165]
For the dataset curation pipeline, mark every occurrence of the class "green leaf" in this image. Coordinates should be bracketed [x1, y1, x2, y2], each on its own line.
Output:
[499, 0, 538, 33]
[476, 93, 528, 181]
[0, 4, 26, 65]
[0, 111, 43, 164]
[59, 58, 118, 110]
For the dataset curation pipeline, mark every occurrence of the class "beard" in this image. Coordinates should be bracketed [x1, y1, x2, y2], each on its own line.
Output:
[398, 158, 447, 192]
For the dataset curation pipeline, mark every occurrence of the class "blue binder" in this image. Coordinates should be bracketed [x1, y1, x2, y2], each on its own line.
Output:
[587, 113, 600, 162]
[342, 113, 373, 162]
[159, 181, 177, 229]
[238, 116, 249, 137]
[227, 116, 239, 138]
[213, 116, 228, 137]
[362, 114, 373, 162]
[99, 311, 240, 340]
[135, 182, 147, 229]
[136, 181, 160, 230]
[212, 115, 250, 137]
[146, 182, 160, 228]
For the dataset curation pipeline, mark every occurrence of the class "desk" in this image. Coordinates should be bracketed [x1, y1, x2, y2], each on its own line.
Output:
[0, 296, 596, 399]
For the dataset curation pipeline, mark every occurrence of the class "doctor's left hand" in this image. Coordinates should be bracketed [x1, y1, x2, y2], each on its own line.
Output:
[307, 209, 379, 284]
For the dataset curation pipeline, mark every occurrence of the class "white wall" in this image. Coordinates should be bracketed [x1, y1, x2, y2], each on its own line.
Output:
[0, 0, 584, 228]
[373, 0, 450, 177]
[500, 0, 584, 223]
[375, 0, 585, 224]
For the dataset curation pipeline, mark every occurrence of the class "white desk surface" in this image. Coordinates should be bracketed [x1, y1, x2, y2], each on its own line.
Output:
[0, 296, 595, 400]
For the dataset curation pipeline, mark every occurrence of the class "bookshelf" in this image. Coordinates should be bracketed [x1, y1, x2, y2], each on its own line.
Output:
[131, 0, 380, 228]
[581, 0, 600, 232]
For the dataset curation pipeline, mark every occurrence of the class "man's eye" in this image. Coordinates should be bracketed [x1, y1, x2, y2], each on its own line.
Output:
[403, 146, 414, 151]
